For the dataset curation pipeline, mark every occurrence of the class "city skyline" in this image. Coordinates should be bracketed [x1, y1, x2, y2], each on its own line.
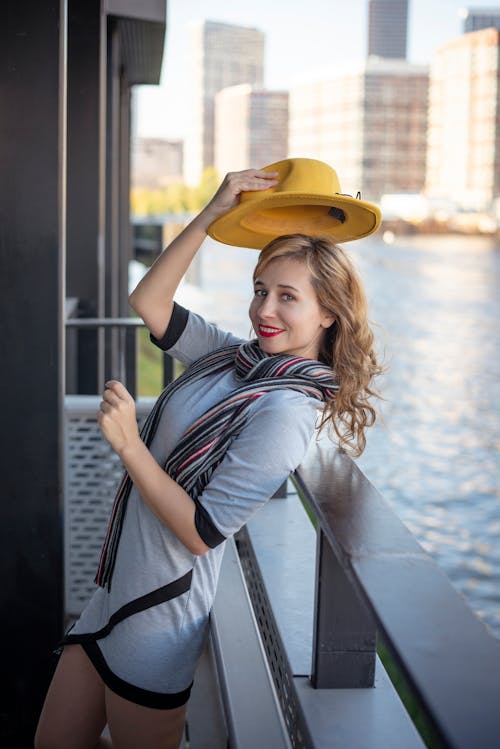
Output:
[288, 57, 429, 201]
[135, 0, 494, 139]
[182, 20, 265, 185]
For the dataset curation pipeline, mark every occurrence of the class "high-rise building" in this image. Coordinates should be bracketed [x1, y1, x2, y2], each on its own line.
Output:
[184, 20, 265, 185]
[368, 0, 409, 59]
[289, 59, 428, 201]
[425, 27, 500, 211]
[214, 84, 288, 177]
[461, 7, 500, 33]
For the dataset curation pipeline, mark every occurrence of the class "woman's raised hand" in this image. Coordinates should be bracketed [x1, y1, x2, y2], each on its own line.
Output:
[200, 168, 279, 227]
[128, 168, 278, 341]
[98, 380, 140, 457]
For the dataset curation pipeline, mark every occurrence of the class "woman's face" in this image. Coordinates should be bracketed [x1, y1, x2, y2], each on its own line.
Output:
[249, 255, 335, 360]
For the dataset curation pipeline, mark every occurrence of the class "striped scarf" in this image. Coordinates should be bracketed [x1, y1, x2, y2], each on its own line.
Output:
[95, 339, 338, 589]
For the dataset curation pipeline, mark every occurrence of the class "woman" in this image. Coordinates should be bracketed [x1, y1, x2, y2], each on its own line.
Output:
[36, 165, 382, 749]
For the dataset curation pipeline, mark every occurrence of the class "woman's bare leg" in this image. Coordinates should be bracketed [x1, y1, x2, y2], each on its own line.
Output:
[105, 687, 187, 749]
[35, 644, 108, 749]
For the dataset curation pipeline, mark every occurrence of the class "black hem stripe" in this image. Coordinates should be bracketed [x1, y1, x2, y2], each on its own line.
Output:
[150, 302, 189, 351]
[194, 500, 226, 548]
[62, 570, 192, 646]
[79, 640, 192, 710]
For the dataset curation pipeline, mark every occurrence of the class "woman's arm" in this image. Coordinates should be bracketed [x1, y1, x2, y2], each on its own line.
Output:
[98, 380, 210, 555]
[128, 169, 278, 340]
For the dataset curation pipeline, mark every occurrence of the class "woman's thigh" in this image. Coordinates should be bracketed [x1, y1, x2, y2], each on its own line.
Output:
[105, 688, 187, 749]
[35, 644, 107, 749]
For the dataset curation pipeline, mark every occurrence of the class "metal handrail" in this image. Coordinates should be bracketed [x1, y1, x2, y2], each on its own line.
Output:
[65, 317, 145, 327]
[65, 316, 172, 397]
[292, 443, 500, 749]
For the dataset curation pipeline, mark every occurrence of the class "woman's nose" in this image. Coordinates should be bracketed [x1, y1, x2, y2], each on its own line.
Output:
[259, 294, 277, 317]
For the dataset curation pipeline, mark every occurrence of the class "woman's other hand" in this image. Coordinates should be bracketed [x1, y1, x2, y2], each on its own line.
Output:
[98, 380, 140, 457]
[199, 168, 279, 228]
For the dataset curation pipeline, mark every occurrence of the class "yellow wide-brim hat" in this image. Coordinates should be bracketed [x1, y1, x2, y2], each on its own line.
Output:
[207, 158, 382, 249]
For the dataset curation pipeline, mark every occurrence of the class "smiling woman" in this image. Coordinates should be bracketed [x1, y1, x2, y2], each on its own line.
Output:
[251, 233, 383, 454]
[250, 254, 335, 360]
[36, 160, 382, 749]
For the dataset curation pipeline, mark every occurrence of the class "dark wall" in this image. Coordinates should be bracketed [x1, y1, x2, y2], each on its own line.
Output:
[0, 2, 164, 741]
[0, 1, 65, 744]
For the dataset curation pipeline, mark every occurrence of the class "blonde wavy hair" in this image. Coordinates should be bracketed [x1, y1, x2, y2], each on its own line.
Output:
[253, 234, 383, 456]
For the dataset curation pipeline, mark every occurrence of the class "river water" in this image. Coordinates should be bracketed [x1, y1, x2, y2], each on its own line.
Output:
[172, 232, 500, 638]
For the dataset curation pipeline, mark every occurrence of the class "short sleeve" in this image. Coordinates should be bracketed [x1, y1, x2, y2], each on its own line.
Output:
[194, 390, 319, 547]
[151, 305, 244, 366]
[150, 303, 189, 351]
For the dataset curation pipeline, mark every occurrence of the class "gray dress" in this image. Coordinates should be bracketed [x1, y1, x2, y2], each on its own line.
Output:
[64, 306, 320, 708]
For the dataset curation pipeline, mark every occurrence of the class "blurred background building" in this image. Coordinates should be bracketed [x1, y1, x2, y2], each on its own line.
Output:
[460, 6, 500, 32]
[426, 27, 500, 214]
[214, 84, 288, 175]
[289, 59, 428, 202]
[183, 20, 265, 185]
[368, 0, 409, 58]
[131, 137, 183, 188]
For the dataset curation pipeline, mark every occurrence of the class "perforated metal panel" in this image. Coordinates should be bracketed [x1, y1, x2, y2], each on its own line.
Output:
[64, 396, 155, 616]
[236, 530, 309, 749]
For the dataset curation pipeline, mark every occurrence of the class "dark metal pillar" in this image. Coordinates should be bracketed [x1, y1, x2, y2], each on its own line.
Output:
[119, 64, 132, 319]
[105, 21, 123, 384]
[0, 1, 66, 744]
[67, 0, 105, 394]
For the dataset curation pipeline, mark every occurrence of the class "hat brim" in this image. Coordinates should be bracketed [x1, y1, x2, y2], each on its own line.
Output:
[207, 192, 382, 249]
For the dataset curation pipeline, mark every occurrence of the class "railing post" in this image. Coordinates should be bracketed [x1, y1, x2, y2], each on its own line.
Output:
[124, 325, 137, 398]
[311, 528, 376, 688]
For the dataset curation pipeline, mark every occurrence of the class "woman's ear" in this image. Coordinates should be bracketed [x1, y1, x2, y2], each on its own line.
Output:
[321, 311, 336, 329]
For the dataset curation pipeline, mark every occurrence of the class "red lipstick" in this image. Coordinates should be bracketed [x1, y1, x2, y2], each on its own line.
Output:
[258, 324, 283, 338]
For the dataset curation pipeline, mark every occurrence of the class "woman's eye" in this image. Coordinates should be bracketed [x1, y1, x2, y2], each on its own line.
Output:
[282, 293, 294, 301]
[254, 289, 267, 297]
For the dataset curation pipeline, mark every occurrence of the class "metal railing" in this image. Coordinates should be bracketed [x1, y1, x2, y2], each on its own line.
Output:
[232, 444, 500, 749]
[65, 316, 172, 397]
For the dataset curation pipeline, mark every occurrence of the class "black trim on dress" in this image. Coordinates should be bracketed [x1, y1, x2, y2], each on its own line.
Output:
[82, 640, 192, 709]
[194, 500, 226, 548]
[150, 302, 189, 351]
[63, 570, 192, 645]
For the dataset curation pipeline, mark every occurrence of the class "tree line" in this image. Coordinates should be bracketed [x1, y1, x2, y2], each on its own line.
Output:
[131, 168, 220, 217]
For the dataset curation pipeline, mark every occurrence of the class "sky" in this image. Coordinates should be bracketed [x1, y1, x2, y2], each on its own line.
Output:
[134, 0, 495, 138]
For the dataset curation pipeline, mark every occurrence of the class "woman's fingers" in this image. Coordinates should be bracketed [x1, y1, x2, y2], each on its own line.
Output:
[225, 169, 279, 192]
[97, 381, 139, 454]
[204, 168, 279, 222]
[98, 380, 135, 421]
[228, 168, 278, 180]
[102, 388, 119, 406]
[104, 380, 133, 402]
[199, 167, 279, 229]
